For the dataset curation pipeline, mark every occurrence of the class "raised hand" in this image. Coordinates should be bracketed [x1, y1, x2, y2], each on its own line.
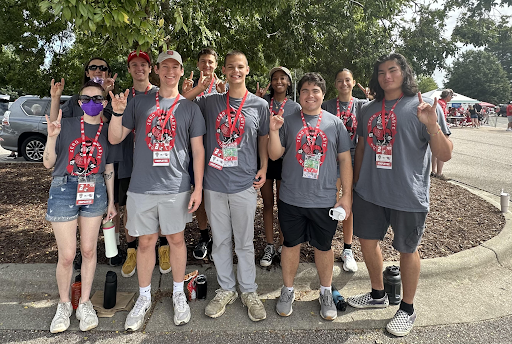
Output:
[46, 109, 62, 137]
[255, 82, 270, 98]
[102, 72, 118, 92]
[182, 71, 194, 94]
[199, 71, 212, 89]
[417, 92, 439, 128]
[109, 89, 130, 114]
[214, 73, 227, 93]
[50, 78, 65, 98]
[357, 83, 372, 99]
[269, 109, 285, 131]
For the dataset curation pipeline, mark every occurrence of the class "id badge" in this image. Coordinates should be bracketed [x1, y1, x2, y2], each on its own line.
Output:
[208, 148, 224, 170]
[302, 154, 320, 179]
[76, 181, 95, 205]
[153, 143, 170, 166]
[376, 145, 392, 169]
[222, 143, 238, 167]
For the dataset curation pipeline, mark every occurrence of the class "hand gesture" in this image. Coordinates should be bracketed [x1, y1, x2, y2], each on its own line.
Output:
[269, 109, 285, 131]
[199, 71, 212, 90]
[182, 71, 194, 94]
[50, 78, 65, 98]
[45, 109, 62, 137]
[255, 82, 270, 98]
[109, 89, 130, 114]
[215, 73, 227, 93]
[417, 92, 438, 128]
[102, 72, 118, 92]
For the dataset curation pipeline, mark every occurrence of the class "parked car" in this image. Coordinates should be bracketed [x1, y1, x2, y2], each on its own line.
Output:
[497, 104, 508, 117]
[0, 95, 71, 162]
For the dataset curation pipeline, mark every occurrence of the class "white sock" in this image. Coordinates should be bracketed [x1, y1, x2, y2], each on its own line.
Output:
[173, 281, 184, 293]
[115, 232, 120, 246]
[139, 285, 151, 301]
[320, 285, 331, 296]
[286, 286, 294, 293]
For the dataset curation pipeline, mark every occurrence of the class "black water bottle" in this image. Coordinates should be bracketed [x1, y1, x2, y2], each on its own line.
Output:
[196, 274, 207, 300]
[383, 265, 401, 305]
[103, 271, 117, 309]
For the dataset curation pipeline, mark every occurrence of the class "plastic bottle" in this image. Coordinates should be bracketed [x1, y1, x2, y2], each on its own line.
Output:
[102, 220, 118, 258]
[103, 271, 117, 309]
[71, 274, 81, 310]
[383, 265, 402, 305]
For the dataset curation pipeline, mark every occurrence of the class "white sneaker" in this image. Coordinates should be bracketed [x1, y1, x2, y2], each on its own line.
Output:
[125, 295, 151, 331]
[172, 291, 191, 326]
[49, 301, 72, 333]
[75, 300, 98, 331]
[341, 248, 358, 272]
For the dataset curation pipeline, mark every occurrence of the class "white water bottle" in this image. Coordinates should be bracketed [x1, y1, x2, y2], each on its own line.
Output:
[102, 220, 118, 258]
[501, 189, 510, 213]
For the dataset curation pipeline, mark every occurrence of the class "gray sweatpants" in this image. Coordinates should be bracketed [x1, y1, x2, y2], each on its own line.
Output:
[204, 187, 258, 293]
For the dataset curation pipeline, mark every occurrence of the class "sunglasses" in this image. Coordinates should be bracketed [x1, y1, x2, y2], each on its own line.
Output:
[87, 65, 109, 72]
[79, 95, 105, 104]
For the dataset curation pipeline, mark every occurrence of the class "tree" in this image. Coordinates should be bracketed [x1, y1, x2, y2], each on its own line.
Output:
[417, 75, 438, 93]
[445, 50, 510, 104]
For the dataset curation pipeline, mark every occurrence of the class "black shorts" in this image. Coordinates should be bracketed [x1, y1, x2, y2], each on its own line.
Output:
[278, 200, 338, 251]
[266, 158, 283, 180]
[118, 177, 131, 207]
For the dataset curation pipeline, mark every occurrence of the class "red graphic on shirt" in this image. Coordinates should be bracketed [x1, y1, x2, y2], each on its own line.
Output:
[66, 138, 103, 176]
[145, 109, 176, 151]
[295, 127, 328, 166]
[343, 114, 358, 141]
[366, 111, 397, 152]
[215, 106, 246, 147]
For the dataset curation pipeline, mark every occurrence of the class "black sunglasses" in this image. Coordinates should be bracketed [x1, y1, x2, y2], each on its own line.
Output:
[79, 95, 105, 104]
[87, 65, 109, 72]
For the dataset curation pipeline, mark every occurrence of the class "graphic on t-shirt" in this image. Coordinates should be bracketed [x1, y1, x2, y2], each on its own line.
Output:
[66, 138, 103, 176]
[215, 106, 245, 147]
[295, 127, 328, 166]
[343, 114, 357, 141]
[145, 109, 177, 151]
[367, 111, 396, 151]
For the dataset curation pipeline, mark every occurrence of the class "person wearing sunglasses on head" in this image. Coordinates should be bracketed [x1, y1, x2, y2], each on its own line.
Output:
[45, 79, 117, 333]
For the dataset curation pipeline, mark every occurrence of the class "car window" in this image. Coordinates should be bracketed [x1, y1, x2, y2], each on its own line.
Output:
[0, 102, 8, 117]
[22, 99, 48, 116]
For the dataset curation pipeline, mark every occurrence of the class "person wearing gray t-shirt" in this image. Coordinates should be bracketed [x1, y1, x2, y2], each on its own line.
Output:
[346, 53, 453, 337]
[268, 73, 352, 321]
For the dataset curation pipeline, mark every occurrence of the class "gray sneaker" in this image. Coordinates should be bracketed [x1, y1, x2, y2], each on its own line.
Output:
[241, 291, 267, 322]
[386, 309, 417, 337]
[319, 290, 337, 320]
[172, 291, 191, 326]
[276, 286, 295, 317]
[125, 295, 151, 331]
[205, 289, 238, 318]
[347, 292, 389, 309]
[50, 301, 72, 333]
[75, 300, 98, 331]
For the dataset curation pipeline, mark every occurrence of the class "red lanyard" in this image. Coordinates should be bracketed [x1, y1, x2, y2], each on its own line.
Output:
[381, 93, 403, 130]
[199, 78, 216, 97]
[300, 110, 323, 151]
[80, 117, 103, 176]
[336, 97, 353, 124]
[270, 98, 288, 116]
[155, 91, 180, 141]
[225, 90, 249, 136]
[132, 84, 152, 98]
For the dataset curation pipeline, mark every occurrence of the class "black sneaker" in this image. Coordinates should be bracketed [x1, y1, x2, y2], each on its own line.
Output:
[109, 249, 124, 266]
[193, 237, 212, 260]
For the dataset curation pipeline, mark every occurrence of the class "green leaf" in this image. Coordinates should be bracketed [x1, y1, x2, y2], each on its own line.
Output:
[104, 13, 112, 26]
[62, 7, 71, 20]
[93, 13, 103, 23]
[78, 3, 87, 17]
[39, 1, 52, 12]
[69, 0, 76, 5]
[89, 21, 96, 32]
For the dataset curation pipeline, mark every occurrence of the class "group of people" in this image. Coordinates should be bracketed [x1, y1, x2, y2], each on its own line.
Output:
[43, 47, 452, 338]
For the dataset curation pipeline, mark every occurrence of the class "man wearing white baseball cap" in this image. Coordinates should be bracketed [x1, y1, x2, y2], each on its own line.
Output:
[109, 49, 206, 330]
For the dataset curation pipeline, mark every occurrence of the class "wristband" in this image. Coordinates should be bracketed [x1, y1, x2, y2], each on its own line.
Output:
[427, 124, 441, 136]
[112, 112, 123, 117]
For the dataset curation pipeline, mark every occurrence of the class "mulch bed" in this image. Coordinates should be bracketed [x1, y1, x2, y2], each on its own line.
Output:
[0, 163, 505, 264]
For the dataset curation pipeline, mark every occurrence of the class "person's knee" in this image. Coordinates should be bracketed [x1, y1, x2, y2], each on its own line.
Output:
[138, 235, 158, 251]
[58, 250, 76, 267]
[167, 232, 185, 246]
[80, 246, 97, 260]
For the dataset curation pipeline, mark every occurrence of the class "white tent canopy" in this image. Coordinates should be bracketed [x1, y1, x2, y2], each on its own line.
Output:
[422, 89, 480, 108]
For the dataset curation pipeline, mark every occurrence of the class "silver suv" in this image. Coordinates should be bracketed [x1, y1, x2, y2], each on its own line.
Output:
[0, 95, 70, 162]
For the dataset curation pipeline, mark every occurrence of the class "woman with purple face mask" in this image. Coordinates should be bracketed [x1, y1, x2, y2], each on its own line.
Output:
[44, 80, 117, 333]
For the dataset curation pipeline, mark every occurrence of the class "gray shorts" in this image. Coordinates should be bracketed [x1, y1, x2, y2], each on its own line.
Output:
[126, 191, 192, 237]
[508, 116, 512, 123]
[352, 192, 427, 253]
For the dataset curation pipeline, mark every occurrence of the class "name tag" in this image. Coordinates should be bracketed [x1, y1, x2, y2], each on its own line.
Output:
[222, 143, 238, 167]
[303, 154, 320, 179]
[153, 150, 170, 166]
[208, 148, 224, 170]
[76, 182, 95, 205]
[376, 145, 392, 169]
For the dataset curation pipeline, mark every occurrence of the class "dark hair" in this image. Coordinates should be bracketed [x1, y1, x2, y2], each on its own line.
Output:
[269, 70, 293, 98]
[80, 80, 105, 95]
[369, 53, 418, 101]
[224, 50, 248, 66]
[82, 57, 112, 85]
[298, 72, 326, 95]
[440, 89, 453, 99]
[334, 68, 354, 80]
[197, 48, 218, 62]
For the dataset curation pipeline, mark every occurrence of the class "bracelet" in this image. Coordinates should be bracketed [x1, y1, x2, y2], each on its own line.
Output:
[427, 124, 441, 136]
[112, 112, 123, 117]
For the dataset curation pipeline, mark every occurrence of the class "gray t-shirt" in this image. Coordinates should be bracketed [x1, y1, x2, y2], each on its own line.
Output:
[278, 109, 352, 208]
[53, 116, 114, 176]
[122, 93, 206, 194]
[117, 86, 159, 179]
[263, 95, 301, 117]
[355, 95, 451, 212]
[195, 92, 270, 194]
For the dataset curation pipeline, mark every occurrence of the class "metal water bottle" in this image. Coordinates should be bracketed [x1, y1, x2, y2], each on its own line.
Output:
[102, 220, 118, 258]
[71, 274, 81, 310]
[331, 284, 347, 311]
[103, 271, 117, 309]
[196, 274, 207, 300]
[383, 265, 401, 305]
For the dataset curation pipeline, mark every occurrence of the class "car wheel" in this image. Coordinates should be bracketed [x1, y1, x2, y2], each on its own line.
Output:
[21, 135, 46, 162]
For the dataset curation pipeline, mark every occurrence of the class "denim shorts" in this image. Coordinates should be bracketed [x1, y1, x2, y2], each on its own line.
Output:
[46, 174, 107, 222]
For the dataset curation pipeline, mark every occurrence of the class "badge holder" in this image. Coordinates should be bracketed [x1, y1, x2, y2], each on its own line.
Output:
[303, 154, 320, 179]
[222, 143, 238, 167]
[209, 147, 224, 170]
[153, 143, 171, 167]
[76, 175, 96, 205]
[376, 145, 392, 169]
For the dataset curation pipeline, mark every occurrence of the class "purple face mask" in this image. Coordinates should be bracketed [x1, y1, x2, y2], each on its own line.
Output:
[81, 101, 104, 117]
